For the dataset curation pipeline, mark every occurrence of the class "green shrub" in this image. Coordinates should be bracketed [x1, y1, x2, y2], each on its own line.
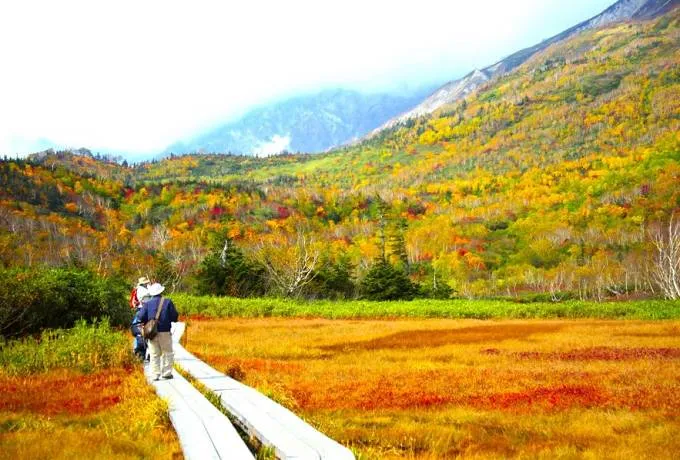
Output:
[0, 319, 134, 375]
[172, 294, 680, 320]
[0, 267, 131, 338]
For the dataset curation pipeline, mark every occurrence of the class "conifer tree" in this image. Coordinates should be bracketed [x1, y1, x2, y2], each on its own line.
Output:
[389, 218, 410, 272]
[359, 257, 417, 301]
[315, 255, 355, 299]
[196, 237, 264, 297]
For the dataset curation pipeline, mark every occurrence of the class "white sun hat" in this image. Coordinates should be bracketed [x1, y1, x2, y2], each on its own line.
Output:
[136, 285, 150, 303]
[147, 283, 165, 296]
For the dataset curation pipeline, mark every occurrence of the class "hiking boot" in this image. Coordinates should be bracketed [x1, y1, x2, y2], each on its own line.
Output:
[162, 374, 174, 380]
[153, 375, 161, 381]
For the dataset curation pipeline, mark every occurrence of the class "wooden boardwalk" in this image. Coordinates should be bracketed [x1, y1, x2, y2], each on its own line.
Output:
[171, 322, 355, 460]
[145, 324, 254, 460]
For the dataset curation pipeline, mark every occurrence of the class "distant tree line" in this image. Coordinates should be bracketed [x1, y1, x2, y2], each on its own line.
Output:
[195, 234, 422, 300]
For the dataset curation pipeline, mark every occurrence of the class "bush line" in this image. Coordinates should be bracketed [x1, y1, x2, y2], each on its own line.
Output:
[174, 294, 680, 320]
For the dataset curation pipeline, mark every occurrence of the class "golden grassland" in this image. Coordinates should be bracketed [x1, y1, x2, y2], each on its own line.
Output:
[0, 325, 183, 460]
[0, 367, 182, 460]
[185, 318, 680, 459]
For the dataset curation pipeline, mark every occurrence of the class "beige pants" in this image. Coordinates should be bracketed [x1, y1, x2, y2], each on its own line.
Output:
[148, 331, 173, 378]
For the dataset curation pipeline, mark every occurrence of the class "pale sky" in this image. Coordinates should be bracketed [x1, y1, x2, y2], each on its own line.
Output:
[0, 0, 615, 159]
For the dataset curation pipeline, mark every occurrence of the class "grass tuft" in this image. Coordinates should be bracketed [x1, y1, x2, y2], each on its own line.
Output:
[0, 319, 134, 376]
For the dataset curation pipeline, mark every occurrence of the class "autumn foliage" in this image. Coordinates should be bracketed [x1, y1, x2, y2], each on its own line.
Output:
[0, 10, 679, 300]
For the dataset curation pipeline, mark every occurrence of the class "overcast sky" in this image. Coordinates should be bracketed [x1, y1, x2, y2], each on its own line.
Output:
[0, 0, 615, 158]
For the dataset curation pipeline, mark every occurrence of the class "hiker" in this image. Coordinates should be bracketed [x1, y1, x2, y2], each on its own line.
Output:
[130, 285, 150, 361]
[137, 283, 179, 380]
[129, 276, 151, 310]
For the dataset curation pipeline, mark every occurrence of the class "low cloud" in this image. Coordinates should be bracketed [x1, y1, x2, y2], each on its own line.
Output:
[0, 1, 614, 158]
[253, 134, 291, 157]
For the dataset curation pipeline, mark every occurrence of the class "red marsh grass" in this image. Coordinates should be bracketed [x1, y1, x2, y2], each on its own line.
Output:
[185, 318, 680, 459]
[0, 367, 183, 459]
[0, 322, 183, 460]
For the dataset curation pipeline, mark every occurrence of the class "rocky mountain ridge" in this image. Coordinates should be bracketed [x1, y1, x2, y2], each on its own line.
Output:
[165, 88, 431, 157]
[370, 0, 678, 135]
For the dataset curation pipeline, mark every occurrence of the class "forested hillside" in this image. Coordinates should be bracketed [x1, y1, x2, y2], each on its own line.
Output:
[1, 10, 679, 300]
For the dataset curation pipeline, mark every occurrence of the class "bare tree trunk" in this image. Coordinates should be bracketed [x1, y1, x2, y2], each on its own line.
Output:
[649, 215, 680, 299]
[220, 239, 229, 265]
[257, 230, 321, 297]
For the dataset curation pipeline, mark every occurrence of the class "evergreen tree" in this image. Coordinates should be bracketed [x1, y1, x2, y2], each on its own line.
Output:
[359, 257, 417, 301]
[314, 255, 355, 299]
[196, 237, 265, 297]
[45, 184, 63, 211]
[389, 218, 409, 272]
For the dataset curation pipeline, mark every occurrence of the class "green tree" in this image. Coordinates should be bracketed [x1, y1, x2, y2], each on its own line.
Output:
[359, 257, 418, 301]
[416, 262, 454, 299]
[314, 255, 355, 299]
[389, 218, 410, 272]
[196, 238, 265, 297]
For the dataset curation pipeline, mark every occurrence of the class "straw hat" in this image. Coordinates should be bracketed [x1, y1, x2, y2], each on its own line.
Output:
[138, 276, 151, 285]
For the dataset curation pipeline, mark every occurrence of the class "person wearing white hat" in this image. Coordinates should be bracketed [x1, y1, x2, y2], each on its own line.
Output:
[129, 276, 151, 310]
[130, 285, 151, 361]
[137, 283, 179, 380]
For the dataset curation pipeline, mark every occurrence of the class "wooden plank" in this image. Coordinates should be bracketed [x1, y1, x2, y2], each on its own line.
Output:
[146, 330, 254, 460]
[216, 389, 321, 460]
[171, 323, 355, 460]
[149, 374, 222, 460]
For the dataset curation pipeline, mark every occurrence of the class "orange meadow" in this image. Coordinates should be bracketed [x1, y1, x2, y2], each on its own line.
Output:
[0, 366, 182, 459]
[185, 318, 680, 459]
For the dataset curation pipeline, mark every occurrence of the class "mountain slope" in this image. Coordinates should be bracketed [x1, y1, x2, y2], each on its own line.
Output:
[373, 0, 679, 134]
[165, 88, 431, 156]
[1, 8, 679, 300]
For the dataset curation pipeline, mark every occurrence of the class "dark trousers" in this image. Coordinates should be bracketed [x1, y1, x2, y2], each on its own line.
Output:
[131, 323, 147, 360]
